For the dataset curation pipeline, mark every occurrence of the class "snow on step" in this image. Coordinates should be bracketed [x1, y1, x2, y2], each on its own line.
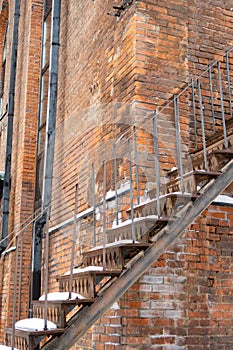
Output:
[110, 215, 158, 230]
[89, 239, 139, 251]
[64, 266, 104, 275]
[15, 318, 57, 332]
[39, 292, 85, 301]
[213, 194, 233, 205]
[0, 346, 19, 350]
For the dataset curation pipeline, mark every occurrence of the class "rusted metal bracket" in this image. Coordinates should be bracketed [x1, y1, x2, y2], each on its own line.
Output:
[108, 0, 134, 17]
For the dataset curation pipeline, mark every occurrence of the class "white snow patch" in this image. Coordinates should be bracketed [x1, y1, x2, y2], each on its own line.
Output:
[1, 246, 16, 256]
[108, 215, 158, 230]
[106, 189, 115, 200]
[89, 239, 139, 251]
[0, 346, 19, 350]
[111, 302, 120, 310]
[117, 181, 130, 195]
[213, 194, 233, 205]
[39, 292, 85, 301]
[64, 266, 103, 275]
[15, 318, 57, 332]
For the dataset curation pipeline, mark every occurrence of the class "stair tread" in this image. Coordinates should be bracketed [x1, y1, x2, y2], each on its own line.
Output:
[106, 216, 166, 231]
[32, 298, 95, 305]
[212, 149, 233, 155]
[5, 327, 65, 336]
[168, 170, 221, 184]
[126, 192, 194, 213]
[59, 269, 122, 278]
[84, 242, 151, 255]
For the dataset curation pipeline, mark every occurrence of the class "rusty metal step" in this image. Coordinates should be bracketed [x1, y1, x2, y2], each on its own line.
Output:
[5, 327, 64, 350]
[130, 192, 195, 219]
[32, 298, 94, 329]
[58, 268, 121, 298]
[105, 216, 165, 243]
[83, 242, 151, 270]
[167, 170, 221, 194]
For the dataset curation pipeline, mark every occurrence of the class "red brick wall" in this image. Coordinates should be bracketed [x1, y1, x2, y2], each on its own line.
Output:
[0, 0, 43, 340]
[0, 0, 233, 348]
[92, 203, 233, 349]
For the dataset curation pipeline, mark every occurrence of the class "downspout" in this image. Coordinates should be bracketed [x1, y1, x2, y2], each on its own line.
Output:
[31, 0, 61, 301]
[0, 0, 21, 254]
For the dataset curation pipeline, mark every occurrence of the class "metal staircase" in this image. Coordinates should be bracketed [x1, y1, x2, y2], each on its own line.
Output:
[4, 49, 233, 349]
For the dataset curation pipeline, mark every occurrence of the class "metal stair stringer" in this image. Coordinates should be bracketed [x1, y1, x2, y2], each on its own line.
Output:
[42, 159, 233, 350]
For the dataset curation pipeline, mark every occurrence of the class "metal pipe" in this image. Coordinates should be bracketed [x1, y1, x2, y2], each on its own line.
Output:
[1, 0, 21, 253]
[31, 0, 61, 301]
[197, 79, 208, 170]
[208, 64, 216, 132]
[174, 95, 185, 192]
[31, 212, 46, 301]
[41, 0, 62, 210]
[226, 51, 232, 119]
[153, 112, 161, 217]
[11, 234, 19, 350]
[113, 144, 119, 225]
[133, 126, 140, 205]
[43, 210, 50, 330]
[92, 164, 96, 247]
[191, 79, 198, 149]
[69, 184, 78, 299]
[102, 160, 107, 269]
[217, 60, 228, 149]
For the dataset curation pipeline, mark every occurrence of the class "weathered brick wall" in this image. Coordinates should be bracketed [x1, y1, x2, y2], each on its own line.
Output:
[188, 1, 233, 75]
[50, 0, 233, 267]
[0, 0, 232, 348]
[92, 203, 233, 349]
[0, 0, 43, 341]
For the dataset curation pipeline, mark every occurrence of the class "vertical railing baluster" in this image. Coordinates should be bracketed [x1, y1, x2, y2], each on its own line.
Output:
[44, 208, 50, 330]
[114, 144, 119, 225]
[103, 160, 107, 269]
[69, 184, 78, 299]
[11, 234, 19, 350]
[191, 79, 198, 149]
[226, 51, 233, 119]
[133, 126, 140, 205]
[128, 139, 135, 242]
[174, 95, 185, 193]
[218, 60, 228, 149]
[92, 164, 96, 247]
[18, 230, 24, 320]
[153, 112, 161, 217]
[197, 79, 208, 170]
[208, 64, 216, 133]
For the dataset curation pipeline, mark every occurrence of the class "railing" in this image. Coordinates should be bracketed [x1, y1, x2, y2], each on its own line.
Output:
[1, 48, 233, 347]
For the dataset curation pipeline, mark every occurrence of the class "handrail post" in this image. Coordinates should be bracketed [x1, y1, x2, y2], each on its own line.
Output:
[174, 95, 185, 193]
[128, 139, 135, 242]
[92, 164, 96, 247]
[114, 144, 119, 225]
[197, 79, 208, 170]
[153, 112, 161, 217]
[103, 160, 107, 269]
[69, 184, 79, 299]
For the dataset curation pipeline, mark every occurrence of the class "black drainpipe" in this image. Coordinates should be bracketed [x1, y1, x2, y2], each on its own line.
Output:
[0, 0, 21, 254]
[31, 0, 61, 301]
